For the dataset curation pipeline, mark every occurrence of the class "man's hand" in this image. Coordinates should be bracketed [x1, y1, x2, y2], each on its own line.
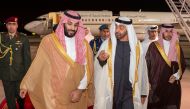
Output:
[98, 50, 109, 61]
[141, 96, 147, 105]
[20, 89, 27, 98]
[70, 89, 84, 103]
[168, 75, 176, 84]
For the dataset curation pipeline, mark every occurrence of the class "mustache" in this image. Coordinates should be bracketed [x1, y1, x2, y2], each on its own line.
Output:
[115, 32, 121, 36]
[67, 30, 76, 33]
[163, 35, 172, 37]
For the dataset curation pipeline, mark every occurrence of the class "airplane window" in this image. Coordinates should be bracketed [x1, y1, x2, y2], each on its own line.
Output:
[88, 19, 90, 21]
[82, 19, 84, 21]
[102, 19, 104, 21]
[92, 19, 94, 21]
[85, 19, 87, 21]
[99, 19, 101, 21]
[95, 19, 97, 21]
[108, 19, 110, 22]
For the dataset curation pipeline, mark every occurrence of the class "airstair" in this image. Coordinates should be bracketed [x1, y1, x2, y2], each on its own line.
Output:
[166, 0, 190, 42]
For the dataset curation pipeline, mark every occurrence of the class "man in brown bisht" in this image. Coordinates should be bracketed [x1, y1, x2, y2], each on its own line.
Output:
[146, 24, 186, 109]
[19, 10, 94, 109]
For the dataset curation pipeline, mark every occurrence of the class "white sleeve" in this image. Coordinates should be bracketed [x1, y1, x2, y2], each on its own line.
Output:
[140, 54, 149, 96]
[173, 70, 180, 80]
[77, 66, 88, 89]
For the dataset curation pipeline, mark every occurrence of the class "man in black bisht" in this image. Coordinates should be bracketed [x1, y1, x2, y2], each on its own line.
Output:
[146, 24, 186, 109]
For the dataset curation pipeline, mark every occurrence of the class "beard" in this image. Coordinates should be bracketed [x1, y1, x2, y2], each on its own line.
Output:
[64, 24, 77, 38]
[149, 35, 157, 40]
[115, 30, 128, 39]
[162, 33, 172, 41]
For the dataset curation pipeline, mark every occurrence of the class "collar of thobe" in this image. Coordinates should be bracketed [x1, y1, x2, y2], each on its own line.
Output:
[163, 39, 170, 56]
[154, 41, 171, 67]
[65, 36, 76, 61]
[51, 33, 75, 66]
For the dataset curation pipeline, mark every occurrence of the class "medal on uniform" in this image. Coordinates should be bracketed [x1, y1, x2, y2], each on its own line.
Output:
[15, 41, 22, 45]
[15, 41, 22, 48]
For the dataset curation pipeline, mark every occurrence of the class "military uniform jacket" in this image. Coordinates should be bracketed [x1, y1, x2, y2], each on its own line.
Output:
[0, 32, 31, 81]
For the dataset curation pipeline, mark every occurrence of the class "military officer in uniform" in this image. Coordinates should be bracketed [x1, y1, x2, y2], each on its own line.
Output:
[0, 17, 31, 109]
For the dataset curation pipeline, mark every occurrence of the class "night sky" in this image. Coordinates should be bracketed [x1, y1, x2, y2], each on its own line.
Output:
[0, 0, 171, 33]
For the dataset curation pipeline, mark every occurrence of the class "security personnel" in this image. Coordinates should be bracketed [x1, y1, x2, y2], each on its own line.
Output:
[0, 17, 31, 109]
[90, 24, 110, 56]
